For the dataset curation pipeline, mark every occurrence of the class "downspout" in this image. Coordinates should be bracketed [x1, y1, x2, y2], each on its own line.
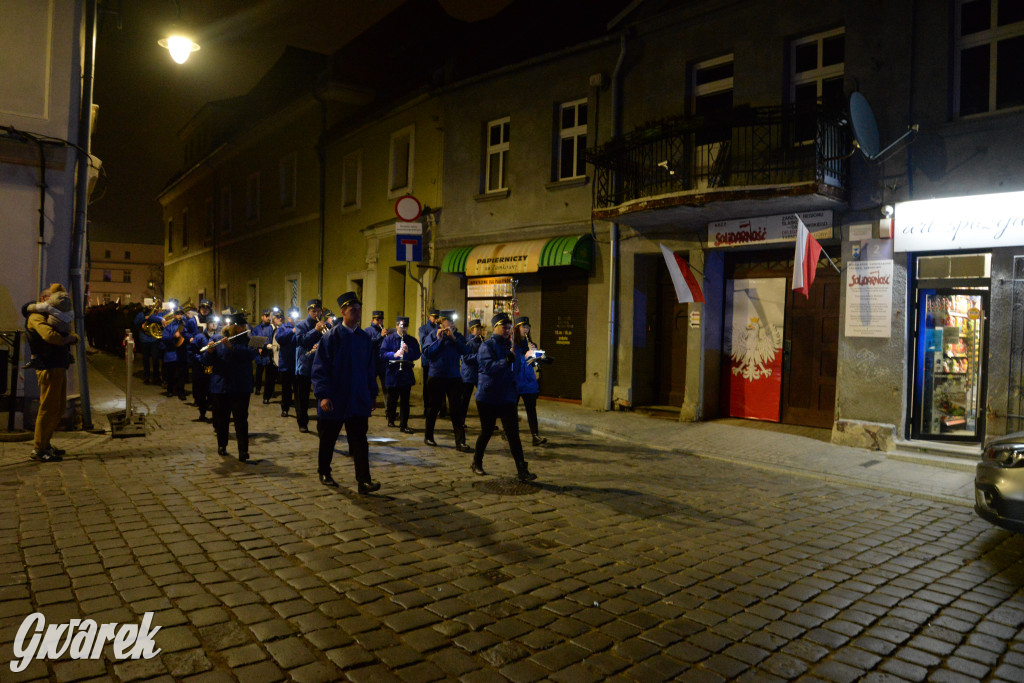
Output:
[906, 0, 917, 200]
[605, 33, 627, 412]
[36, 140, 47, 297]
[71, 0, 97, 430]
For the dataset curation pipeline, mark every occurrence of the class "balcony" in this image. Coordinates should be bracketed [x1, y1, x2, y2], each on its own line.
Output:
[585, 104, 849, 228]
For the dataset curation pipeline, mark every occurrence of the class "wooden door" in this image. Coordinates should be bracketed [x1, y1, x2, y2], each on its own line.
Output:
[782, 272, 839, 428]
[539, 269, 588, 400]
[655, 270, 688, 406]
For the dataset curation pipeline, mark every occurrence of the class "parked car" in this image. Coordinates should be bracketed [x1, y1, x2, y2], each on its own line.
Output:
[975, 431, 1024, 533]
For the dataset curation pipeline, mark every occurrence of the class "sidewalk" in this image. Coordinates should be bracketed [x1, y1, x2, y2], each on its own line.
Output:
[69, 352, 976, 508]
[528, 398, 977, 508]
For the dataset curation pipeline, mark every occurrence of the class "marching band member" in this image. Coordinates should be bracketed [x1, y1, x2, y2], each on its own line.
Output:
[251, 309, 274, 395]
[514, 316, 547, 445]
[311, 291, 380, 493]
[470, 313, 537, 481]
[460, 318, 485, 429]
[259, 308, 282, 404]
[268, 309, 296, 416]
[197, 299, 214, 324]
[380, 316, 420, 433]
[421, 310, 471, 451]
[203, 310, 257, 462]
[368, 310, 388, 402]
[161, 306, 189, 400]
[293, 299, 327, 433]
[190, 315, 220, 422]
[135, 301, 164, 384]
[418, 309, 440, 415]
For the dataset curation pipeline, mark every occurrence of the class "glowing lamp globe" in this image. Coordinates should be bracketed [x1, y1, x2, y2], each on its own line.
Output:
[158, 34, 200, 64]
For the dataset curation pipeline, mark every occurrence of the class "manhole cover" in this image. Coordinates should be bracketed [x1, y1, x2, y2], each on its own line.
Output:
[473, 478, 541, 496]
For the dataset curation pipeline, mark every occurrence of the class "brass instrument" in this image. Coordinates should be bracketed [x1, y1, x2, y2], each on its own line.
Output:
[142, 319, 164, 339]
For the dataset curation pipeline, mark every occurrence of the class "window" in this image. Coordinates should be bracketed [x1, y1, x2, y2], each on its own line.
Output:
[246, 172, 260, 224]
[247, 281, 258, 317]
[388, 126, 414, 196]
[791, 28, 845, 109]
[279, 153, 296, 210]
[219, 284, 228, 309]
[957, 0, 1024, 115]
[286, 275, 300, 310]
[103, 270, 111, 282]
[104, 249, 111, 259]
[124, 250, 130, 259]
[692, 55, 734, 188]
[486, 117, 510, 192]
[181, 208, 189, 249]
[342, 150, 362, 210]
[123, 270, 131, 283]
[205, 197, 214, 239]
[220, 187, 232, 234]
[557, 100, 587, 180]
[167, 219, 173, 253]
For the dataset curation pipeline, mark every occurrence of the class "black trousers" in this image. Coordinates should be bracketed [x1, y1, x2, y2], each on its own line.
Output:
[460, 382, 476, 424]
[295, 375, 312, 428]
[253, 364, 267, 392]
[474, 401, 524, 463]
[140, 342, 158, 380]
[212, 392, 250, 455]
[262, 365, 278, 401]
[164, 353, 188, 396]
[519, 392, 541, 435]
[385, 385, 412, 427]
[376, 368, 388, 402]
[268, 369, 293, 411]
[425, 376, 465, 444]
[318, 416, 370, 482]
[192, 365, 210, 417]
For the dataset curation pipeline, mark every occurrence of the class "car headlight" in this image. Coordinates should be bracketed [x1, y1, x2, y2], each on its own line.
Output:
[983, 443, 1024, 467]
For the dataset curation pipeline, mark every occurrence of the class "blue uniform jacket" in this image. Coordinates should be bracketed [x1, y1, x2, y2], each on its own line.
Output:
[514, 340, 540, 395]
[203, 337, 258, 394]
[475, 334, 517, 405]
[380, 332, 421, 388]
[311, 324, 377, 420]
[422, 329, 470, 379]
[189, 331, 212, 365]
[460, 335, 484, 384]
[418, 321, 437, 370]
[161, 319, 189, 362]
[368, 323, 388, 375]
[293, 316, 324, 377]
[251, 322, 273, 366]
[271, 323, 295, 372]
[184, 316, 200, 338]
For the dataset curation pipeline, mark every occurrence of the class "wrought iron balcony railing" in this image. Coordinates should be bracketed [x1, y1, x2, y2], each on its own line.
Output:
[585, 104, 848, 209]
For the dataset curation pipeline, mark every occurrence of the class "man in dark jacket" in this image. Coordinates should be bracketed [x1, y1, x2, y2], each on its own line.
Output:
[380, 316, 421, 433]
[203, 312, 258, 461]
[459, 318, 485, 431]
[367, 310, 388, 403]
[421, 310, 471, 450]
[251, 309, 274, 395]
[293, 299, 326, 433]
[471, 313, 537, 482]
[312, 291, 380, 494]
[418, 309, 440, 415]
[268, 310, 296, 416]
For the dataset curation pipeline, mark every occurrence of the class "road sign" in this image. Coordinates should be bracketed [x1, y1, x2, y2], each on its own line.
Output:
[397, 234, 422, 262]
[395, 221, 423, 235]
[395, 195, 422, 221]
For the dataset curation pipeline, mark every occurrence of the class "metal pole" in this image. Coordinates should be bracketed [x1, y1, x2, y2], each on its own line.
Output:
[71, 0, 97, 430]
[7, 332, 21, 432]
[605, 34, 627, 412]
[124, 330, 134, 419]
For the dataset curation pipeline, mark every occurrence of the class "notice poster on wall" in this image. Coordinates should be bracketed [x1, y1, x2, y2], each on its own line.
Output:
[845, 260, 893, 338]
[722, 278, 786, 422]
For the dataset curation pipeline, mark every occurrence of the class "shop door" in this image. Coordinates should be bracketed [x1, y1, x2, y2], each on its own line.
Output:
[911, 290, 988, 442]
[782, 272, 840, 428]
[539, 270, 588, 400]
[654, 269, 688, 406]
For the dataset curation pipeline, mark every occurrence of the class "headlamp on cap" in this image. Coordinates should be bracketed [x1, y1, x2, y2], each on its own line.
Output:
[289, 308, 300, 320]
[272, 306, 280, 312]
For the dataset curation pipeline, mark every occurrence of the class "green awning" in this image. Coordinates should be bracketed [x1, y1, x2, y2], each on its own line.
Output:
[441, 234, 593, 275]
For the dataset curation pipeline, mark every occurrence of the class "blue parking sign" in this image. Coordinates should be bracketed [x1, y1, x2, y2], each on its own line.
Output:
[397, 234, 422, 262]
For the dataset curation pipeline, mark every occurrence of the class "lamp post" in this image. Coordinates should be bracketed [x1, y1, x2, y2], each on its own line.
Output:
[157, 1, 200, 64]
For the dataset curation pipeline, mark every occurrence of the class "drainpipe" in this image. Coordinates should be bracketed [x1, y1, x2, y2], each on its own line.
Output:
[71, 0, 97, 430]
[605, 33, 627, 412]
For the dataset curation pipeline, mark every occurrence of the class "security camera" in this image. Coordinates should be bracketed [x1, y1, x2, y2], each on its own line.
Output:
[881, 205, 894, 218]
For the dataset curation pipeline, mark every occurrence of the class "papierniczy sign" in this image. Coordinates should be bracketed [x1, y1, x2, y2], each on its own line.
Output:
[708, 211, 833, 248]
[10, 612, 161, 672]
[894, 190, 1024, 252]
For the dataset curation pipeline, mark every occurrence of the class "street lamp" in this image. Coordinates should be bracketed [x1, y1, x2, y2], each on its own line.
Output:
[158, 31, 200, 64]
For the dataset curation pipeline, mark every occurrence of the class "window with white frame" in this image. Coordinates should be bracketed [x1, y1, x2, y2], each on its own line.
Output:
[279, 153, 296, 210]
[790, 28, 845, 109]
[181, 208, 189, 249]
[220, 187, 232, 234]
[957, 0, 1024, 116]
[557, 100, 587, 180]
[389, 126, 414, 196]
[486, 117, 510, 192]
[692, 55, 734, 188]
[246, 172, 260, 224]
[342, 150, 362, 210]
[205, 197, 214, 239]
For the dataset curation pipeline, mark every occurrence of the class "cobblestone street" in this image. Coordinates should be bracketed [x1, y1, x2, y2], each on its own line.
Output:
[1, 354, 1023, 682]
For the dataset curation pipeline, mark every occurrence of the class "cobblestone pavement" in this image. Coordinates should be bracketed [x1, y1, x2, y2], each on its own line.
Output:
[0, 353, 1022, 682]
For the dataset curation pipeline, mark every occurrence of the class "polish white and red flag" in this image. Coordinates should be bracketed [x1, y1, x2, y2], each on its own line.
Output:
[659, 244, 704, 303]
[791, 215, 823, 298]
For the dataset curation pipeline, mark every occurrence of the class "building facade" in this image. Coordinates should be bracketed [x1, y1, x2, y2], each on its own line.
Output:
[87, 241, 163, 305]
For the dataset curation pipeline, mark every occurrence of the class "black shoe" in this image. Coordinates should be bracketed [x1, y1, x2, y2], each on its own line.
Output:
[456, 443, 473, 453]
[471, 460, 486, 476]
[400, 426, 414, 434]
[217, 446, 228, 456]
[424, 437, 437, 447]
[532, 434, 547, 446]
[358, 480, 381, 495]
[263, 399, 271, 404]
[516, 461, 537, 482]
[281, 410, 288, 418]
[319, 473, 338, 487]
[238, 453, 249, 462]
[178, 394, 187, 400]
[387, 421, 396, 428]
[50, 446, 66, 457]
[30, 446, 61, 463]
[299, 426, 309, 434]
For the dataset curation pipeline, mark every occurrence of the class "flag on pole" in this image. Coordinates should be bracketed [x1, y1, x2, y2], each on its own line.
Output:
[792, 215, 823, 298]
[659, 244, 704, 303]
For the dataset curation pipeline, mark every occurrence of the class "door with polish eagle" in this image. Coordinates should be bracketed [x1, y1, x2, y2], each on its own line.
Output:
[722, 278, 786, 422]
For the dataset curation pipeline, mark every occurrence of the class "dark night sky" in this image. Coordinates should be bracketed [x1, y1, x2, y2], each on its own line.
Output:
[89, 0, 406, 245]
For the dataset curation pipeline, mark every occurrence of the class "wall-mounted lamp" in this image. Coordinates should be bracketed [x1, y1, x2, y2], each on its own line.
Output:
[657, 160, 676, 176]
[158, 31, 199, 64]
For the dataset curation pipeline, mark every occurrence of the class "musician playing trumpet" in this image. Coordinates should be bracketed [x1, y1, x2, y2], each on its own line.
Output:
[292, 299, 327, 434]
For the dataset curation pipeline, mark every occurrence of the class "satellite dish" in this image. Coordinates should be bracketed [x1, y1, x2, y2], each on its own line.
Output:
[848, 91, 919, 161]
